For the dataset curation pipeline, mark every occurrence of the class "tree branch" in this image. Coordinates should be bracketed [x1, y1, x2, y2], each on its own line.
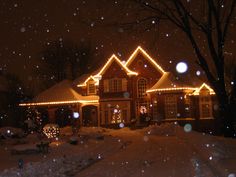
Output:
[222, 0, 236, 43]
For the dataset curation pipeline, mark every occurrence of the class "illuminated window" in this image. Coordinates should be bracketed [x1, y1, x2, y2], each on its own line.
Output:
[137, 78, 147, 98]
[111, 105, 122, 124]
[199, 96, 212, 118]
[165, 95, 177, 119]
[87, 81, 96, 95]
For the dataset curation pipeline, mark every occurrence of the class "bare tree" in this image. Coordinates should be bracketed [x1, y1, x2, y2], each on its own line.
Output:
[123, 0, 236, 137]
[36, 39, 94, 89]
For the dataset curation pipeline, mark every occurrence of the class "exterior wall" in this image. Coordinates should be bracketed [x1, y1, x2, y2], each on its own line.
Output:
[190, 95, 216, 120]
[127, 53, 163, 122]
[151, 92, 191, 121]
[99, 61, 131, 99]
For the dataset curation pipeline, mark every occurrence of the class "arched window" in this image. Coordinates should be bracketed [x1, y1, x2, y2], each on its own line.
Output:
[137, 78, 147, 98]
[138, 78, 147, 98]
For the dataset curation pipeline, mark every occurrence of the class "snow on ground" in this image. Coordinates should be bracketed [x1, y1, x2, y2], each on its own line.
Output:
[0, 123, 236, 177]
[0, 127, 25, 139]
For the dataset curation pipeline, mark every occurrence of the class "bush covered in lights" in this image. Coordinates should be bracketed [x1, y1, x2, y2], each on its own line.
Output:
[43, 124, 60, 138]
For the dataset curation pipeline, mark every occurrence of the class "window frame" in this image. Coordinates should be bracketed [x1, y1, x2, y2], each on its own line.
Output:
[137, 78, 148, 98]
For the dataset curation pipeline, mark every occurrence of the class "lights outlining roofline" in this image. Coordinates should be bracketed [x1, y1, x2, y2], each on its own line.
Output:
[147, 87, 196, 93]
[147, 83, 215, 95]
[19, 100, 99, 106]
[77, 75, 99, 87]
[191, 83, 215, 95]
[125, 46, 166, 74]
[77, 54, 138, 88]
[95, 54, 138, 77]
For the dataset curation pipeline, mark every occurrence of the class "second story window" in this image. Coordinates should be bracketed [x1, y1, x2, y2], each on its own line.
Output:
[104, 78, 127, 93]
[137, 78, 147, 98]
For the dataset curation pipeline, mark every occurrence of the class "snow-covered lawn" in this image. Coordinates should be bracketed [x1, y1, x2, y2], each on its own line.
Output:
[0, 123, 236, 177]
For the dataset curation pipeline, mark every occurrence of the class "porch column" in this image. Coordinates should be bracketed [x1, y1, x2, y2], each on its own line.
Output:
[48, 107, 56, 123]
[97, 105, 100, 127]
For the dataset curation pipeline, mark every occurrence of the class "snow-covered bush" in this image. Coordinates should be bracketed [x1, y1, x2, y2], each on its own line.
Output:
[0, 127, 25, 139]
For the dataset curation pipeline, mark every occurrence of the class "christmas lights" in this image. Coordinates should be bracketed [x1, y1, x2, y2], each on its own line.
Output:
[77, 54, 138, 88]
[19, 100, 99, 106]
[147, 87, 196, 93]
[191, 83, 215, 95]
[77, 75, 99, 87]
[125, 46, 166, 74]
[95, 54, 138, 77]
[43, 124, 60, 138]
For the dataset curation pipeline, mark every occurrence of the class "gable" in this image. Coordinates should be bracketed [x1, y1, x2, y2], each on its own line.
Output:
[95, 54, 137, 77]
[191, 83, 215, 95]
[101, 60, 130, 78]
[125, 46, 165, 75]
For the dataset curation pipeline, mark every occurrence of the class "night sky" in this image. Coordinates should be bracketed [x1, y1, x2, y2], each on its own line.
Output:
[0, 0, 236, 94]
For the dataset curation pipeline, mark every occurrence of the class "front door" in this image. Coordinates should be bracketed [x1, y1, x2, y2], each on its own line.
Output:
[82, 105, 98, 126]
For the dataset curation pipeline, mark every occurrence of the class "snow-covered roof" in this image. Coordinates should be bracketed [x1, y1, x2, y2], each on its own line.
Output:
[147, 72, 196, 92]
[19, 80, 99, 106]
[33, 80, 81, 103]
[73, 68, 101, 87]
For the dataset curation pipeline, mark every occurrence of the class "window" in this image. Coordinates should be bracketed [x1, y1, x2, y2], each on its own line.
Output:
[137, 78, 147, 98]
[104, 78, 126, 93]
[101, 102, 130, 125]
[87, 81, 96, 95]
[199, 96, 212, 118]
[165, 95, 177, 119]
[111, 105, 122, 124]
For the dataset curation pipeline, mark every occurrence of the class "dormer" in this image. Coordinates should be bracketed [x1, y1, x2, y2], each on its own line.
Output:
[87, 78, 96, 95]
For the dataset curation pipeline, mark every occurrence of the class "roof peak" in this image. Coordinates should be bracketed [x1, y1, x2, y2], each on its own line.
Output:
[125, 46, 166, 74]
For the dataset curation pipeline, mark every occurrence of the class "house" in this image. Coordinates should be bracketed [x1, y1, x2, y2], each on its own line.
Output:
[19, 46, 216, 128]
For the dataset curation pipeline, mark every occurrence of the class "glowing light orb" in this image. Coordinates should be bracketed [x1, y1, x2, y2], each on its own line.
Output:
[228, 173, 235, 177]
[184, 123, 192, 133]
[213, 104, 219, 110]
[20, 27, 26, 32]
[143, 136, 149, 142]
[176, 62, 188, 73]
[123, 92, 130, 98]
[97, 154, 102, 159]
[196, 71, 201, 76]
[119, 123, 125, 128]
[73, 112, 79, 119]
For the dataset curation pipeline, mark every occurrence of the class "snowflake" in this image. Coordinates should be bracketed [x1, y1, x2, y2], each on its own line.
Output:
[20, 27, 26, 32]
